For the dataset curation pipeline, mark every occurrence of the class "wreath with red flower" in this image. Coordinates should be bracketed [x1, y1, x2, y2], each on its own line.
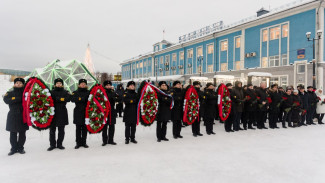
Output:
[217, 83, 232, 121]
[137, 82, 158, 126]
[85, 84, 111, 134]
[183, 86, 199, 125]
[23, 77, 54, 130]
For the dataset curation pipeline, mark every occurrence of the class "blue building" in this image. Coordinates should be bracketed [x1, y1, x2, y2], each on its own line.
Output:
[121, 0, 325, 89]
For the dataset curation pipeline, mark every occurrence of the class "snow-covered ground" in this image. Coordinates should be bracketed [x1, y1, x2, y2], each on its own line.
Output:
[0, 75, 324, 183]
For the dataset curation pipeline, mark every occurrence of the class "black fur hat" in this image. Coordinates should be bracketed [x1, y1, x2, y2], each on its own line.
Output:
[103, 80, 112, 86]
[54, 78, 64, 85]
[79, 79, 87, 85]
[127, 81, 135, 87]
[173, 80, 181, 86]
[193, 81, 201, 87]
[14, 78, 25, 85]
[159, 81, 167, 87]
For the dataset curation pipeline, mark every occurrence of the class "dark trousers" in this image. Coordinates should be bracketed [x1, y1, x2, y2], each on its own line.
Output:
[224, 114, 233, 131]
[257, 111, 267, 128]
[125, 123, 136, 140]
[204, 118, 214, 134]
[172, 120, 182, 137]
[157, 121, 168, 140]
[282, 111, 292, 127]
[244, 111, 255, 128]
[192, 120, 201, 134]
[76, 124, 87, 145]
[233, 112, 242, 131]
[269, 112, 279, 128]
[116, 103, 123, 117]
[10, 131, 26, 152]
[317, 114, 324, 123]
[50, 126, 65, 147]
[307, 106, 316, 124]
[300, 112, 306, 125]
[102, 124, 115, 143]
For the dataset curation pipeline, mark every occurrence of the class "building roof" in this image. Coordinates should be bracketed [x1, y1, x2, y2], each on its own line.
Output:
[0, 69, 31, 76]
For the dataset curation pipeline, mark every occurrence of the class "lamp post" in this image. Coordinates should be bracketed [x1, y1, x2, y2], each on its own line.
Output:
[197, 56, 204, 77]
[155, 59, 158, 84]
[306, 30, 322, 88]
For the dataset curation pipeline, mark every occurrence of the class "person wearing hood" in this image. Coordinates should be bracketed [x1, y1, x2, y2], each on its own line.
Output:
[243, 84, 257, 130]
[71, 79, 90, 149]
[203, 83, 218, 135]
[47, 78, 71, 151]
[116, 84, 124, 117]
[156, 81, 172, 142]
[231, 81, 245, 131]
[224, 83, 234, 132]
[3, 78, 29, 156]
[102, 80, 119, 146]
[255, 82, 269, 129]
[123, 81, 138, 144]
[170, 81, 184, 139]
[192, 81, 204, 137]
[306, 86, 318, 125]
[316, 89, 325, 124]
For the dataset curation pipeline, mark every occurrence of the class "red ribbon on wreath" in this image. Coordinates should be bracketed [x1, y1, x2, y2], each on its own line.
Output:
[217, 83, 232, 121]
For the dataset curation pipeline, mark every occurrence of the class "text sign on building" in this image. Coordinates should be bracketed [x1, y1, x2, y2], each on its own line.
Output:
[297, 49, 305, 59]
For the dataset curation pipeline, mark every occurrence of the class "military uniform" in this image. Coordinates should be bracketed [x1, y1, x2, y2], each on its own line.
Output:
[170, 81, 184, 139]
[203, 84, 218, 135]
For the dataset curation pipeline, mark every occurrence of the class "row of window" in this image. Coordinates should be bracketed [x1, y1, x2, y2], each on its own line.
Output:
[262, 24, 288, 42]
[261, 54, 288, 68]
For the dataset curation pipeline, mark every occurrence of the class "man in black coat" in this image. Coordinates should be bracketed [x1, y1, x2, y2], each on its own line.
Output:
[48, 78, 71, 151]
[224, 83, 234, 132]
[116, 84, 124, 117]
[102, 80, 119, 146]
[298, 85, 308, 126]
[306, 86, 317, 125]
[231, 81, 245, 131]
[268, 84, 282, 129]
[71, 79, 90, 149]
[156, 81, 172, 142]
[203, 83, 218, 135]
[255, 82, 269, 129]
[282, 89, 293, 128]
[243, 84, 256, 130]
[123, 81, 138, 144]
[170, 80, 183, 139]
[192, 81, 204, 137]
[3, 78, 29, 156]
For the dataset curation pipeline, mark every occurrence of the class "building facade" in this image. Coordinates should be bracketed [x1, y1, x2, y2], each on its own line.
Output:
[121, 0, 325, 90]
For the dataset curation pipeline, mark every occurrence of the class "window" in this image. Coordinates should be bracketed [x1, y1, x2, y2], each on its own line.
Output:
[270, 26, 280, 40]
[269, 55, 280, 67]
[197, 47, 203, 56]
[221, 63, 227, 71]
[235, 37, 241, 48]
[282, 54, 288, 66]
[282, 24, 288, 38]
[208, 65, 213, 72]
[187, 67, 192, 74]
[280, 76, 288, 88]
[172, 70, 176, 75]
[207, 44, 214, 54]
[197, 66, 202, 73]
[139, 62, 143, 68]
[187, 49, 193, 58]
[262, 29, 268, 42]
[172, 53, 177, 62]
[262, 57, 268, 68]
[165, 55, 170, 64]
[179, 69, 184, 75]
[235, 61, 241, 70]
[270, 77, 279, 85]
[155, 58, 158, 65]
[221, 40, 228, 51]
[180, 51, 184, 60]
[143, 61, 146, 67]
[160, 56, 163, 64]
[297, 64, 305, 74]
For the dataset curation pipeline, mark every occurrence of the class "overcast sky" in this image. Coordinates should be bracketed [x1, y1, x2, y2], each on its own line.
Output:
[0, 0, 288, 73]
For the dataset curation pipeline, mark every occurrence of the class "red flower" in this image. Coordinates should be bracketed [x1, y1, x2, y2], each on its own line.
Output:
[40, 113, 45, 117]
[39, 108, 43, 111]
[282, 97, 288, 100]
[44, 106, 48, 110]
[37, 100, 43, 106]
[90, 108, 94, 111]
[267, 97, 272, 104]
[95, 117, 99, 121]
[257, 96, 261, 100]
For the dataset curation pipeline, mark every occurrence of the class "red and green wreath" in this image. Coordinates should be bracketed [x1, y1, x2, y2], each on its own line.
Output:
[217, 83, 232, 121]
[137, 82, 158, 126]
[85, 84, 111, 134]
[183, 85, 199, 125]
[23, 77, 55, 130]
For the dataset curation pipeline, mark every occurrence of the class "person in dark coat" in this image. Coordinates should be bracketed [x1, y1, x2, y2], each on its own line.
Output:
[282, 89, 293, 128]
[255, 82, 269, 129]
[231, 81, 245, 131]
[170, 80, 183, 139]
[268, 84, 282, 129]
[3, 78, 29, 156]
[156, 81, 172, 142]
[306, 86, 318, 125]
[123, 81, 138, 144]
[203, 83, 218, 135]
[224, 83, 234, 132]
[192, 81, 204, 137]
[243, 84, 256, 130]
[298, 85, 308, 126]
[116, 84, 124, 117]
[102, 80, 119, 146]
[47, 78, 71, 151]
[71, 79, 90, 149]
[292, 90, 302, 127]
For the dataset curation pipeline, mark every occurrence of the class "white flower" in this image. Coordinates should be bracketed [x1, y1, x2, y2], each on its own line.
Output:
[88, 94, 93, 101]
[85, 118, 90, 125]
[104, 97, 108, 101]
[44, 89, 49, 93]
[50, 107, 55, 112]
[25, 92, 29, 97]
[31, 117, 36, 122]
[46, 93, 51, 97]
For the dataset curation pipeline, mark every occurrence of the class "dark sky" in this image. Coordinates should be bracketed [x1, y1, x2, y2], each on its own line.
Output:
[0, 0, 288, 73]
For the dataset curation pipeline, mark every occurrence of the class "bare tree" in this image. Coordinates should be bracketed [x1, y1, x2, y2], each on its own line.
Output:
[100, 72, 109, 84]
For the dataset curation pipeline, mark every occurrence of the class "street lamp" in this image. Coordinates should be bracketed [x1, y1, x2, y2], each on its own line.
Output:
[306, 30, 322, 88]
[197, 56, 204, 77]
